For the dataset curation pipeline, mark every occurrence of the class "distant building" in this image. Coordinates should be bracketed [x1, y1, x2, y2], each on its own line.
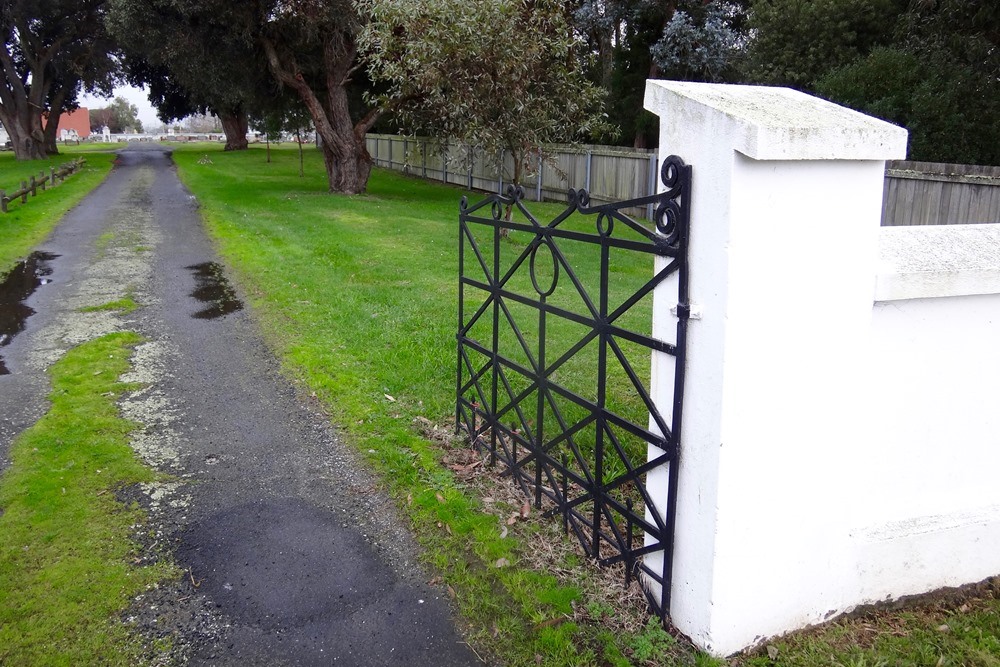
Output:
[0, 122, 8, 146]
[43, 108, 91, 140]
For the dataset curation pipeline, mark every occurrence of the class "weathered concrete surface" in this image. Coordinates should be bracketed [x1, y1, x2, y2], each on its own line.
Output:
[0, 145, 479, 666]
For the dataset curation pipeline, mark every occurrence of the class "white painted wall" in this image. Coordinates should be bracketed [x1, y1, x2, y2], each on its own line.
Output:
[638, 81, 1000, 655]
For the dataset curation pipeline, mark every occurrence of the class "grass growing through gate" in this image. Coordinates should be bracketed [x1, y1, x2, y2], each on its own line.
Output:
[171, 144, 1000, 667]
[0, 332, 177, 663]
[0, 148, 115, 275]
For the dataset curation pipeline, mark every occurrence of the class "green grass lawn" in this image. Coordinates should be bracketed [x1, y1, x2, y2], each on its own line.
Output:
[0, 147, 115, 275]
[171, 143, 1000, 667]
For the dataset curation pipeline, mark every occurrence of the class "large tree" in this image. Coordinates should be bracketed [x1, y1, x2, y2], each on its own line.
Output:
[1, 0, 117, 160]
[360, 0, 612, 187]
[107, 1, 263, 151]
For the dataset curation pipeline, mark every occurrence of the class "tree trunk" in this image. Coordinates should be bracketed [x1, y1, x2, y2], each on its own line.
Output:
[43, 110, 61, 156]
[219, 110, 248, 151]
[296, 130, 304, 177]
[0, 111, 46, 160]
[260, 34, 375, 194]
[318, 135, 371, 194]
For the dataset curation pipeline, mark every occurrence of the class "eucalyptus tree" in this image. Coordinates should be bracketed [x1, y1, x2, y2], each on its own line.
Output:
[1, 0, 117, 159]
[360, 0, 612, 189]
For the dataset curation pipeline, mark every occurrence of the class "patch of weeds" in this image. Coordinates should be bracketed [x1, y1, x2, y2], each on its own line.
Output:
[628, 617, 677, 663]
[0, 332, 177, 664]
[78, 295, 139, 314]
[134, 245, 152, 253]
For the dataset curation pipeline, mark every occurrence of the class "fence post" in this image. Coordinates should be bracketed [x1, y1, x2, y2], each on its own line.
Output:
[50, 166, 55, 186]
[422, 140, 427, 178]
[585, 150, 593, 192]
[536, 153, 543, 202]
[443, 140, 449, 185]
[30, 175, 37, 197]
[0, 191, 6, 213]
[21, 181, 27, 203]
[38, 171, 46, 191]
[403, 137, 408, 173]
[467, 144, 474, 191]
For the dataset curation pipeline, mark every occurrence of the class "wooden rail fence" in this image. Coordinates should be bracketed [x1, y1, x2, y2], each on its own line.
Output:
[1, 158, 87, 213]
[366, 134, 1000, 226]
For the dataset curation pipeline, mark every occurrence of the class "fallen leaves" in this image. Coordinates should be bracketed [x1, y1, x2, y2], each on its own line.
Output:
[495, 557, 510, 568]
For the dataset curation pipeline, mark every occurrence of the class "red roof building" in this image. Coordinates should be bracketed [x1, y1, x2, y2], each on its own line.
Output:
[46, 108, 91, 140]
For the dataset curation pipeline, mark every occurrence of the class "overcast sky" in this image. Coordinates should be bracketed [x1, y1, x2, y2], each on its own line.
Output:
[78, 84, 161, 128]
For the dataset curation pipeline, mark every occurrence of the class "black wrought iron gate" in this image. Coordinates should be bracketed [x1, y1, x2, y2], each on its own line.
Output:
[456, 156, 691, 620]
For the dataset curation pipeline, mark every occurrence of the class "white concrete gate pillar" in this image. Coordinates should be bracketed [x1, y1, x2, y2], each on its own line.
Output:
[642, 81, 908, 655]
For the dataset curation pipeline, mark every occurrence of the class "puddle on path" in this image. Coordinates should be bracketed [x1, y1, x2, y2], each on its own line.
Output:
[186, 262, 243, 320]
[0, 252, 60, 375]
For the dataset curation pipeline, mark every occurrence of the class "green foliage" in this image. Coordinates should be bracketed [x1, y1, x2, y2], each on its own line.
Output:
[0, 332, 176, 664]
[745, 0, 902, 89]
[360, 0, 613, 183]
[816, 47, 1000, 165]
[89, 96, 144, 134]
[628, 617, 677, 663]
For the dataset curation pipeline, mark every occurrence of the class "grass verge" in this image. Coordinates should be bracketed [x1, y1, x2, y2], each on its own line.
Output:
[0, 149, 115, 275]
[0, 332, 176, 664]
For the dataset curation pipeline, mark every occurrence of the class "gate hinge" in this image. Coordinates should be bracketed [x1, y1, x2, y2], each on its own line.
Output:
[671, 302, 702, 320]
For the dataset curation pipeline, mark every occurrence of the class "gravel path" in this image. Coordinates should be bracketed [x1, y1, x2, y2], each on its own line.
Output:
[0, 145, 480, 666]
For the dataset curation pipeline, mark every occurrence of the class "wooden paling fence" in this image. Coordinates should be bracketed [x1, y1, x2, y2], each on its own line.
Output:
[1, 158, 87, 213]
[366, 134, 658, 219]
[367, 134, 1000, 226]
[882, 160, 1000, 226]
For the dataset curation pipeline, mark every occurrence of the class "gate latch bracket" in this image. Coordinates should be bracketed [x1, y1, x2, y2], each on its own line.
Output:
[671, 302, 703, 320]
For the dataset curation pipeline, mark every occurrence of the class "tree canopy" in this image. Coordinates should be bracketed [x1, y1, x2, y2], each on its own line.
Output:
[89, 95, 143, 133]
[360, 0, 612, 185]
[1, 0, 117, 159]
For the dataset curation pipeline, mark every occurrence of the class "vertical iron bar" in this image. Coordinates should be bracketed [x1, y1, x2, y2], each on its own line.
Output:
[535, 291, 546, 509]
[561, 453, 568, 534]
[593, 234, 610, 559]
[661, 160, 692, 621]
[626, 497, 634, 587]
[646, 154, 657, 220]
[456, 214, 465, 436]
[490, 196, 500, 466]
